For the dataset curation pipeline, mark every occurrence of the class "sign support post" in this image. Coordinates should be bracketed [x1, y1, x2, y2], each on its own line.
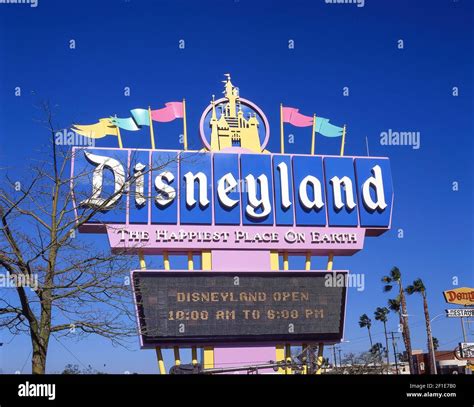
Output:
[139, 252, 166, 375]
[314, 253, 335, 375]
[202, 251, 214, 369]
[156, 348, 166, 375]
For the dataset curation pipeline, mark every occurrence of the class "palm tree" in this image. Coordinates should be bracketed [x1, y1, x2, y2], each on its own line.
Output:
[370, 342, 383, 354]
[388, 297, 401, 315]
[382, 267, 414, 373]
[358, 314, 373, 348]
[374, 307, 390, 367]
[387, 297, 404, 368]
[406, 278, 436, 374]
[369, 342, 385, 366]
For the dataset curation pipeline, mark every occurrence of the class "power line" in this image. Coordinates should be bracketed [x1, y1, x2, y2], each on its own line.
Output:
[346, 314, 448, 346]
[52, 334, 90, 371]
[19, 350, 32, 374]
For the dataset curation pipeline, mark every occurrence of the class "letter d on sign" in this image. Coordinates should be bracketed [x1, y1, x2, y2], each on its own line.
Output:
[362, 165, 387, 211]
[80, 151, 125, 210]
[355, 158, 393, 228]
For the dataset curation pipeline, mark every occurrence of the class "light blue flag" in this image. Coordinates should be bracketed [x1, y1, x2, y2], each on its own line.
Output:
[110, 117, 141, 131]
[316, 117, 343, 137]
[130, 108, 150, 127]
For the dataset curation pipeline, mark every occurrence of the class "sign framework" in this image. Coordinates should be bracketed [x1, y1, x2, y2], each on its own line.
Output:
[71, 74, 394, 373]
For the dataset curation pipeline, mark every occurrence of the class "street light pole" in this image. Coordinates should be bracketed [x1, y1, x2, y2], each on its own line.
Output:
[403, 312, 444, 375]
[428, 313, 445, 375]
[390, 332, 399, 374]
[428, 330, 437, 375]
[461, 315, 468, 343]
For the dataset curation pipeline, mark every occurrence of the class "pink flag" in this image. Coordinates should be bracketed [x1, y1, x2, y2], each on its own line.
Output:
[151, 102, 184, 122]
[282, 106, 313, 127]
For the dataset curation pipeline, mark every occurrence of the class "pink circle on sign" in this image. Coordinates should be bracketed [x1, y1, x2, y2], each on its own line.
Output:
[199, 97, 270, 151]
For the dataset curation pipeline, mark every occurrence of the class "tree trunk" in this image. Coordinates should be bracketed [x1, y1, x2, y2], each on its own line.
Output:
[31, 338, 49, 374]
[30, 317, 51, 374]
[367, 327, 373, 347]
[399, 283, 415, 373]
[383, 321, 390, 369]
[423, 293, 436, 374]
[397, 311, 409, 362]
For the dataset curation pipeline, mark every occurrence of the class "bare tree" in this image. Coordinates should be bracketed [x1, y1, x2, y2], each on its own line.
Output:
[334, 351, 387, 375]
[0, 102, 176, 373]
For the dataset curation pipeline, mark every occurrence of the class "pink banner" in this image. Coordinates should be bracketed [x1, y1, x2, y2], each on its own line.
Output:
[151, 102, 183, 122]
[282, 106, 313, 127]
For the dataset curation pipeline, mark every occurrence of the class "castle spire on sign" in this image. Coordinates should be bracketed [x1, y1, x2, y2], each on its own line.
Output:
[209, 75, 261, 152]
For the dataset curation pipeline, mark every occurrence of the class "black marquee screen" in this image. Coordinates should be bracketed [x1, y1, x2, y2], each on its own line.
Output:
[132, 271, 347, 346]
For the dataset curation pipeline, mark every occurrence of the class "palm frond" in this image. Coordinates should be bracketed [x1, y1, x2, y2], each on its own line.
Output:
[413, 278, 425, 292]
[390, 267, 401, 281]
[388, 297, 401, 312]
[374, 306, 389, 322]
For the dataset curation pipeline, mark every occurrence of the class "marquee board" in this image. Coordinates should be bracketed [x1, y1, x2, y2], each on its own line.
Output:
[131, 270, 347, 347]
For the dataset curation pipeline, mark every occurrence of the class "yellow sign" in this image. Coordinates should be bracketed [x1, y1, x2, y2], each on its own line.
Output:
[443, 287, 474, 306]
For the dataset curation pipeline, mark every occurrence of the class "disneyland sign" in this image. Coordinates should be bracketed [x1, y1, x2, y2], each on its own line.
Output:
[71, 147, 393, 254]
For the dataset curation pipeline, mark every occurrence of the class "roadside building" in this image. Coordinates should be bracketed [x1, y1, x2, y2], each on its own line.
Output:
[412, 349, 469, 374]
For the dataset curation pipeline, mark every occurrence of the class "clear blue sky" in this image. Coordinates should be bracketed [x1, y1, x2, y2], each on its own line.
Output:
[0, 0, 472, 373]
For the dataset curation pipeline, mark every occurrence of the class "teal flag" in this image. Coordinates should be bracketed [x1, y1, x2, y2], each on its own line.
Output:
[109, 108, 151, 131]
[110, 117, 140, 131]
[316, 117, 343, 137]
[131, 108, 150, 126]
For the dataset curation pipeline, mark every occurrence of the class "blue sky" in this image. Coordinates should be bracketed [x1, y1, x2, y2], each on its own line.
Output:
[0, 0, 473, 373]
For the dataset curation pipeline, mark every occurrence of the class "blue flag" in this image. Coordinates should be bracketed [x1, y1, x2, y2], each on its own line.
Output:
[130, 108, 150, 126]
[316, 117, 343, 137]
[110, 117, 141, 131]
[110, 108, 151, 131]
